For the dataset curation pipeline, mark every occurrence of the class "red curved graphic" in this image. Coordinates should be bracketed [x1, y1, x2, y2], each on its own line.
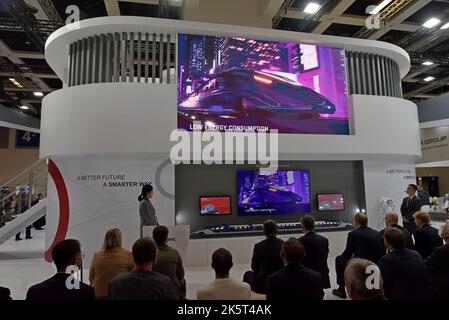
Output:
[44, 159, 70, 262]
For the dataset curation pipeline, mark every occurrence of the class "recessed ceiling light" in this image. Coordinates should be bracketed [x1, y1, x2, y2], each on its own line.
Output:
[441, 22, 449, 29]
[33, 91, 44, 97]
[369, 0, 393, 15]
[8, 78, 23, 88]
[20, 105, 29, 110]
[423, 76, 435, 82]
[304, 2, 320, 14]
[422, 61, 434, 66]
[423, 18, 441, 29]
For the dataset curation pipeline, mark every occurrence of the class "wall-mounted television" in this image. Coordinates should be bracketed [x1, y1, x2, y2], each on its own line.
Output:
[317, 193, 345, 211]
[237, 170, 311, 216]
[177, 33, 349, 135]
[200, 196, 232, 216]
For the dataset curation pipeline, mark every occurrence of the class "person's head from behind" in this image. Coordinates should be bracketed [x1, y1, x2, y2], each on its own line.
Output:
[153, 225, 169, 247]
[383, 227, 406, 252]
[211, 248, 233, 278]
[384, 213, 399, 227]
[138, 184, 154, 201]
[406, 184, 418, 197]
[353, 213, 368, 229]
[52, 239, 82, 272]
[413, 211, 430, 228]
[301, 215, 315, 233]
[132, 237, 157, 269]
[37, 193, 43, 200]
[102, 228, 122, 251]
[417, 185, 424, 192]
[441, 221, 449, 244]
[280, 238, 305, 266]
[344, 258, 384, 300]
[263, 220, 277, 238]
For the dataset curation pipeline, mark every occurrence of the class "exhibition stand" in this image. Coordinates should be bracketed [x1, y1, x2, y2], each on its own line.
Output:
[40, 17, 421, 266]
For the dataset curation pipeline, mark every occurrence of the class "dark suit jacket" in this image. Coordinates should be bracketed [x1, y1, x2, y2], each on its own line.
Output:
[414, 224, 444, 259]
[266, 263, 324, 300]
[298, 231, 330, 288]
[380, 224, 415, 251]
[0, 286, 11, 300]
[426, 243, 449, 299]
[250, 237, 284, 294]
[378, 248, 432, 300]
[26, 273, 95, 300]
[340, 226, 384, 264]
[400, 196, 423, 222]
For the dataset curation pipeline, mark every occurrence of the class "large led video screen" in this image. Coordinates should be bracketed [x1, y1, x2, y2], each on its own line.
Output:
[178, 33, 349, 135]
[237, 170, 311, 216]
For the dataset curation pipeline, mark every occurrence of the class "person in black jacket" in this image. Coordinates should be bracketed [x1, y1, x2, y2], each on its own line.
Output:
[418, 186, 431, 206]
[413, 211, 443, 259]
[0, 286, 12, 300]
[400, 184, 423, 233]
[26, 239, 95, 300]
[425, 221, 449, 299]
[332, 213, 384, 299]
[344, 258, 386, 300]
[298, 215, 330, 288]
[243, 220, 284, 294]
[380, 213, 414, 251]
[266, 238, 323, 300]
[378, 227, 432, 300]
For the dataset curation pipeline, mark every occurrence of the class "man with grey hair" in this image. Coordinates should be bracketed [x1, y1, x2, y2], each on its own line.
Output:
[380, 212, 414, 250]
[426, 220, 449, 299]
[344, 258, 385, 300]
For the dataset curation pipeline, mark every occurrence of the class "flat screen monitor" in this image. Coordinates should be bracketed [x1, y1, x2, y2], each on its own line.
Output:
[200, 196, 232, 216]
[317, 193, 345, 211]
[177, 33, 349, 135]
[237, 170, 311, 216]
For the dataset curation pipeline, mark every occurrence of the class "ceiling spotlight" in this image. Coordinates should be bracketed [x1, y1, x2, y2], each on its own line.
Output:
[441, 22, 449, 30]
[19, 105, 29, 110]
[33, 91, 44, 97]
[423, 76, 435, 82]
[304, 2, 320, 14]
[423, 18, 441, 29]
[369, 0, 393, 15]
[422, 61, 434, 66]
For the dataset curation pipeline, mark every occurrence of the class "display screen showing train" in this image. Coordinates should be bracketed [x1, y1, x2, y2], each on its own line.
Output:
[237, 170, 311, 215]
[178, 33, 349, 135]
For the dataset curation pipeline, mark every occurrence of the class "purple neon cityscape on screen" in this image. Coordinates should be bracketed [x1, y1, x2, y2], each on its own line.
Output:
[177, 34, 349, 135]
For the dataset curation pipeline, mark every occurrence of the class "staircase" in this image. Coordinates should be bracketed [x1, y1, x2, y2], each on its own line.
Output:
[0, 159, 48, 245]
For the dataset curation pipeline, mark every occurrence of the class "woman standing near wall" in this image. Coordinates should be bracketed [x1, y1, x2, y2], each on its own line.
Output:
[138, 184, 158, 237]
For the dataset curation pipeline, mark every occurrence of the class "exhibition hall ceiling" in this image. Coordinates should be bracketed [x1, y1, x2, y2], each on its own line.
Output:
[0, 0, 449, 119]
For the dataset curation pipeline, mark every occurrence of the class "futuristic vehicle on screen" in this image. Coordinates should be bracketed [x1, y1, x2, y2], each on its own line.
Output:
[178, 69, 336, 120]
[239, 185, 304, 214]
[201, 204, 218, 215]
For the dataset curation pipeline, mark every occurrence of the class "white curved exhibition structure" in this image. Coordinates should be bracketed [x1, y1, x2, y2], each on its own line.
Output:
[40, 17, 421, 267]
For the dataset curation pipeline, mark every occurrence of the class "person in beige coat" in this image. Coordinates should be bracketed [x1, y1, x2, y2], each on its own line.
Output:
[89, 228, 134, 299]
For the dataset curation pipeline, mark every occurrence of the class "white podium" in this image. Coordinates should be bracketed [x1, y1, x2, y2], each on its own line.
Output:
[142, 225, 190, 260]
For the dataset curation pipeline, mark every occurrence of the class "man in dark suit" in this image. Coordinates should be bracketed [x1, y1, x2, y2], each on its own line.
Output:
[298, 215, 330, 288]
[380, 213, 414, 251]
[26, 239, 95, 300]
[243, 220, 284, 294]
[332, 213, 384, 299]
[344, 258, 386, 300]
[426, 221, 449, 299]
[378, 227, 432, 300]
[0, 286, 12, 300]
[413, 211, 443, 259]
[400, 184, 423, 233]
[266, 239, 323, 300]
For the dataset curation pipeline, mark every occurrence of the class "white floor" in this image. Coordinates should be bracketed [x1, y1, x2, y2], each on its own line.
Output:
[0, 230, 343, 300]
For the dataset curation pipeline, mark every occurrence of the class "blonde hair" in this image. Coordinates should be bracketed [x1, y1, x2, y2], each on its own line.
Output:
[413, 211, 430, 224]
[102, 228, 122, 251]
